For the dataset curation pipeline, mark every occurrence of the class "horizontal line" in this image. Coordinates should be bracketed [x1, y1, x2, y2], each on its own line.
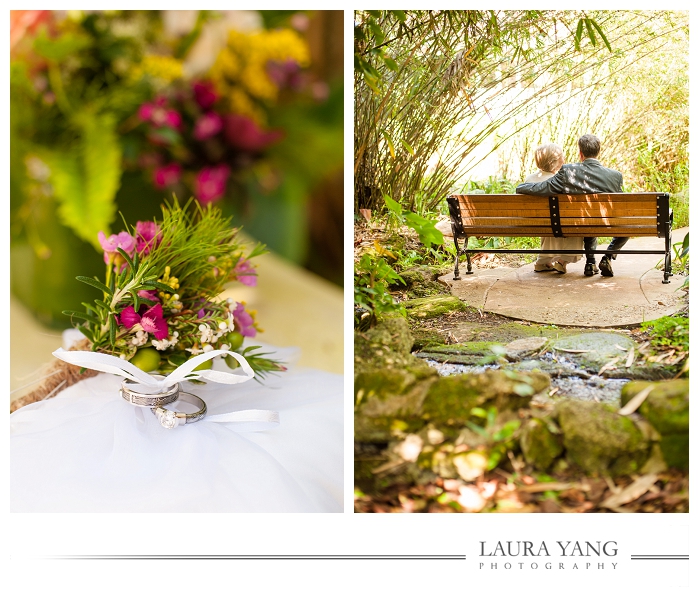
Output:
[631, 554, 689, 558]
[630, 558, 688, 560]
[49, 555, 467, 560]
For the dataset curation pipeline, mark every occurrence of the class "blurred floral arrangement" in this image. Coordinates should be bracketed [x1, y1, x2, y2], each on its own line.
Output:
[69, 200, 284, 378]
[10, 10, 343, 325]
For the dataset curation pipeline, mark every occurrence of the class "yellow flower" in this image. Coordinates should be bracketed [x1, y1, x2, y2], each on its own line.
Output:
[210, 27, 310, 121]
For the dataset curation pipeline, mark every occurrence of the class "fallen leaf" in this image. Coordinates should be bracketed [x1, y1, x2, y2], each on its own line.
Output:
[359, 208, 372, 222]
[598, 357, 620, 375]
[625, 347, 635, 368]
[600, 474, 659, 510]
[618, 385, 654, 416]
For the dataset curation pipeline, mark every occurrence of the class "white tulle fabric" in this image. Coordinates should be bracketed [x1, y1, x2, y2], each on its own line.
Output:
[10, 344, 343, 513]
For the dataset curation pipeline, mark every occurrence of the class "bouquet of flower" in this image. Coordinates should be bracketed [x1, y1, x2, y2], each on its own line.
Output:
[65, 199, 285, 378]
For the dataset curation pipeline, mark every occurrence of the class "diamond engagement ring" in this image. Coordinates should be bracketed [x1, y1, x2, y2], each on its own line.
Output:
[120, 378, 180, 407]
[151, 392, 207, 429]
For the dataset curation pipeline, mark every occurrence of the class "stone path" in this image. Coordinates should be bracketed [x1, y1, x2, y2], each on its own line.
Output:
[440, 227, 688, 327]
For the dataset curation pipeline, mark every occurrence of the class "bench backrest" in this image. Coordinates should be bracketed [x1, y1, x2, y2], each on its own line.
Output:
[447, 193, 671, 238]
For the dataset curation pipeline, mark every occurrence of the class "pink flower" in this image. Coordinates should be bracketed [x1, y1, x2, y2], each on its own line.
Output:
[194, 112, 223, 140]
[138, 103, 155, 121]
[153, 163, 181, 189]
[138, 289, 159, 302]
[266, 59, 303, 90]
[163, 109, 182, 129]
[119, 303, 169, 340]
[233, 302, 257, 337]
[98, 231, 137, 268]
[135, 220, 162, 255]
[195, 165, 230, 205]
[138, 100, 181, 129]
[233, 258, 257, 287]
[224, 114, 284, 153]
[193, 81, 218, 110]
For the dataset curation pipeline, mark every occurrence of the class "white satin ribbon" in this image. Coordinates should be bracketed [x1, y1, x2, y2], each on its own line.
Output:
[52, 348, 254, 390]
[53, 348, 279, 429]
[206, 409, 280, 430]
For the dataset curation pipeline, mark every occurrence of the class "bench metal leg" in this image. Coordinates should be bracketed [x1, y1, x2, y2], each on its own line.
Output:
[465, 251, 473, 275]
[663, 220, 673, 284]
[453, 234, 463, 280]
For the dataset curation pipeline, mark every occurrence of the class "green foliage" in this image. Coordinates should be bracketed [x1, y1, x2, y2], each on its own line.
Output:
[463, 177, 517, 195]
[354, 10, 621, 214]
[670, 191, 689, 229]
[43, 112, 122, 249]
[466, 406, 522, 470]
[354, 253, 406, 328]
[640, 316, 689, 354]
[384, 195, 444, 248]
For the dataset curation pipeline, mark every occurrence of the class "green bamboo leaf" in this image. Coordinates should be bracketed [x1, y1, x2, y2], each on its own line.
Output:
[400, 139, 414, 155]
[44, 112, 122, 249]
[369, 20, 385, 44]
[76, 276, 112, 296]
[391, 10, 406, 22]
[575, 19, 584, 51]
[589, 19, 612, 52]
[382, 55, 399, 71]
[584, 18, 597, 46]
[381, 129, 396, 159]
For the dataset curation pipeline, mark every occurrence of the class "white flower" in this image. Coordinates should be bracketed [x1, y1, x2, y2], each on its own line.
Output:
[218, 321, 228, 330]
[186, 346, 204, 355]
[203, 344, 214, 352]
[131, 330, 148, 346]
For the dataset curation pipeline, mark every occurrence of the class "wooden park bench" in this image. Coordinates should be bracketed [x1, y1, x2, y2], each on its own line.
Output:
[446, 192, 673, 283]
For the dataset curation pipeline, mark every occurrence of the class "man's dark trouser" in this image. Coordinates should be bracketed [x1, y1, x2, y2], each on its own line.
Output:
[584, 237, 630, 264]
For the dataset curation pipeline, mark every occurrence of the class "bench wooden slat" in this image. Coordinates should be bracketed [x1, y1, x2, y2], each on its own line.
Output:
[560, 217, 656, 226]
[559, 204, 657, 217]
[559, 227, 658, 236]
[460, 217, 552, 227]
[455, 208, 553, 218]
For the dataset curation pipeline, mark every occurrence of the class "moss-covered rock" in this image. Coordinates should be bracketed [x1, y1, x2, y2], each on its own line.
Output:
[355, 364, 438, 443]
[421, 370, 549, 425]
[553, 332, 635, 369]
[410, 328, 446, 351]
[404, 296, 468, 319]
[355, 316, 419, 375]
[555, 400, 649, 476]
[620, 379, 689, 434]
[620, 379, 689, 470]
[395, 266, 447, 297]
[657, 434, 689, 471]
[520, 418, 564, 471]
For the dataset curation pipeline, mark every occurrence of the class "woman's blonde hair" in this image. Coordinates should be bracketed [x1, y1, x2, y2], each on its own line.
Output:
[534, 143, 564, 174]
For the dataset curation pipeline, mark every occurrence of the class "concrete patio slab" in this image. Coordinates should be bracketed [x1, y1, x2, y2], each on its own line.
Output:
[441, 228, 688, 327]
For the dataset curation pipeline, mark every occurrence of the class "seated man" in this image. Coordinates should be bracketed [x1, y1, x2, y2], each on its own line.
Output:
[515, 134, 628, 277]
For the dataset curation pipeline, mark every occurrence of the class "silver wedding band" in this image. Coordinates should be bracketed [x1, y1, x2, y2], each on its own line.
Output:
[120, 378, 180, 407]
[151, 392, 207, 429]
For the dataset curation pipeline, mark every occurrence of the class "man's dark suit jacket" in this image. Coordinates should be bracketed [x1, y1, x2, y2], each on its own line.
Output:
[515, 158, 623, 195]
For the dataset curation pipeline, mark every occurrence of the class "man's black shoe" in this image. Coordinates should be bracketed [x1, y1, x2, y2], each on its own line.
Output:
[599, 256, 614, 277]
[584, 263, 599, 277]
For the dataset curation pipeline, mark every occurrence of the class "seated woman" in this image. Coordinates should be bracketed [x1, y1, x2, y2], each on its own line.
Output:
[526, 143, 583, 274]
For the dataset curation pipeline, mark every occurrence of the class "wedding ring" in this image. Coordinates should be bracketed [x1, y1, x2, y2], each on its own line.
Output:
[151, 392, 207, 429]
[120, 377, 180, 407]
